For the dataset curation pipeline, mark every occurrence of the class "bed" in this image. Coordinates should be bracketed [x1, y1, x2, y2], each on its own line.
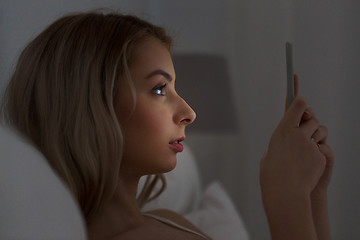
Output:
[0, 125, 249, 239]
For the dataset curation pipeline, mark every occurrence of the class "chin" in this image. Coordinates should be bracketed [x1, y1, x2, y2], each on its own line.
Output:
[154, 155, 178, 174]
[163, 161, 177, 173]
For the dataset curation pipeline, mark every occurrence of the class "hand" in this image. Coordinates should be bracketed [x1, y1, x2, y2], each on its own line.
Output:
[260, 96, 326, 198]
[309, 122, 334, 240]
[260, 75, 334, 240]
[260, 96, 325, 240]
[289, 75, 335, 198]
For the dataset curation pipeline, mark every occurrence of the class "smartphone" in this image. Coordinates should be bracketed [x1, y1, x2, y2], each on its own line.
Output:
[286, 42, 295, 108]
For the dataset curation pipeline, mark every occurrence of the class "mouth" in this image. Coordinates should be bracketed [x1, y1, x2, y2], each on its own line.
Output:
[169, 136, 185, 152]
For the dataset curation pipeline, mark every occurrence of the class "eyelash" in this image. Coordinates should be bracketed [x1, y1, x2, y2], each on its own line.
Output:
[152, 84, 167, 96]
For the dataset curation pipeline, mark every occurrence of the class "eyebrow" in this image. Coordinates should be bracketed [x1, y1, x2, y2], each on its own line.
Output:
[145, 69, 173, 81]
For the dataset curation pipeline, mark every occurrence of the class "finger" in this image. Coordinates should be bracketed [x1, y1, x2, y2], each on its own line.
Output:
[311, 125, 328, 144]
[319, 144, 335, 174]
[302, 107, 315, 121]
[318, 144, 335, 167]
[313, 143, 334, 191]
[282, 96, 308, 128]
[294, 74, 299, 97]
[299, 116, 320, 138]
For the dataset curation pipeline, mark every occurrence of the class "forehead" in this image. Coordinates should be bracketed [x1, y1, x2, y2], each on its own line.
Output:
[129, 37, 175, 79]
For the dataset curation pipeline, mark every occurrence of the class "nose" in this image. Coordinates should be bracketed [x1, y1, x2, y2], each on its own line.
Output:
[174, 96, 196, 126]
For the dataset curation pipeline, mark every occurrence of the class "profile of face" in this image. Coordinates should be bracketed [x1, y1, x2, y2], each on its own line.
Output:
[115, 37, 196, 178]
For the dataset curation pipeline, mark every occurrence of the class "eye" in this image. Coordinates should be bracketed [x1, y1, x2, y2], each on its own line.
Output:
[152, 84, 167, 96]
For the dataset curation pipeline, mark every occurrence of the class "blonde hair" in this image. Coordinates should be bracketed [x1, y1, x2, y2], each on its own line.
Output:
[1, 11, 171, 221]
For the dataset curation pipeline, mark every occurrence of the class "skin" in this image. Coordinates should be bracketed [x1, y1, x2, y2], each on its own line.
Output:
[116, 37, 196, 179]
[88, 37, 205, 240]
[260, 75, 334, 240]
[88, 37, 333, 239]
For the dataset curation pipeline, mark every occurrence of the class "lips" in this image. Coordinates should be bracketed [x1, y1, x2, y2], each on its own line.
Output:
[169, 136, 185, 152]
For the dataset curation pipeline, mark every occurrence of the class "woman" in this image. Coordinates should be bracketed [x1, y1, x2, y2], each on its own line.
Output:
[1, 11, 333, 239]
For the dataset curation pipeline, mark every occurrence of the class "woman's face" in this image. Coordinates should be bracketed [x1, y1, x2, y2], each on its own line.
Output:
[115, 37, 196, 178]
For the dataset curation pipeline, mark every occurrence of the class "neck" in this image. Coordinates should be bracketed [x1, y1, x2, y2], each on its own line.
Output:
[87, 173, 144, 239]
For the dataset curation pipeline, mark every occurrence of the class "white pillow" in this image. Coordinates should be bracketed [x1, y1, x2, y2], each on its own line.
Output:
[185, 181, 250, 240]
[0, 125, 87, 240]
[140, 144, 250, 240]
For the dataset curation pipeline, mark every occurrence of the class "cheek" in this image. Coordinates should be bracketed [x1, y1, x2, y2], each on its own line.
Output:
[114, 92, 134, 124]
[120, 103, 176, 175]
[120, 96, 171, 146]
[130, 103, 169, 136]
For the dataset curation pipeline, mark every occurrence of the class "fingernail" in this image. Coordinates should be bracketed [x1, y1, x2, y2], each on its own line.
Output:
[303, 110, 311, 120]
[304, 110, 311, 118]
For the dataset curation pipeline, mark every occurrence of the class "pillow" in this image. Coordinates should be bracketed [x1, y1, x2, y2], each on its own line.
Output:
[0, 125, 87, 240]
[140, 144, 250, 240]
[185, 181, 250, 240]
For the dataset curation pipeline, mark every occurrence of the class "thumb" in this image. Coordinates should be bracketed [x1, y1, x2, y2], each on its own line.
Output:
[294, 74, 299, 97]
[282, 96, 308, 128]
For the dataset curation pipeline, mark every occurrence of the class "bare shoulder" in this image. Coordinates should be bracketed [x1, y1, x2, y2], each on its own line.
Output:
[114, 209, 210, 240]
[144, 209, 207, 236]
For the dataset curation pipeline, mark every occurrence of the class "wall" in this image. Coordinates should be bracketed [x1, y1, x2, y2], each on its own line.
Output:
[1, 0, 360, 239]
[145, 1, 360, 239]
